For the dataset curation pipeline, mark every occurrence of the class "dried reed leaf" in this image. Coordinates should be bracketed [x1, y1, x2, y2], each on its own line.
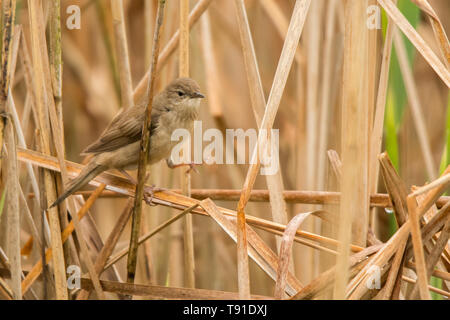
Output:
[411, 0, 450, 67]
[21, 184, 106, 295]
[410, 214, 450, 299]
[77, 199, 133, 300]
[234, 0, 311, 298]
[200, 198, 303, 297]
[0, 276, 13, 300]
[233, 0, 289, 238]
[103, 204, 198, 271]
[274, 212, 311, 299]
[379, 152, 409, 226]
[377, 0, 450, 87]
[377, 236, 407, 299]
[291, 245, 382, 300]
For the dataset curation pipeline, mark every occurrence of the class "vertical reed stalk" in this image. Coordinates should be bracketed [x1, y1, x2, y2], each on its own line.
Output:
[5, 102, 21, 299]
[133, 0, 214, 102]
[48, 0, 63, 138]
[0, 0, 16, 167]
[232, 0, 289, 253]
[111, 0, 134, 109]
[368, 0, 397, 230]
[32, 0, 106, 299]
[127, 0, 166, 284]
[333, 0, 369, 299]
[317, 0, 338, 191]
[179, 0, 196, 289]
[234, 0, 311, 298]
[27, 0, 68, 299]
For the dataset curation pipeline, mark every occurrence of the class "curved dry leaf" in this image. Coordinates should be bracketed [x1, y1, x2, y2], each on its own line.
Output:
[411, 0, 439, 20]
[200, 198, 303, 297]
[378, 0, 450, 87]
[410, 0, 450, 66]
[274, 212, 311, 299]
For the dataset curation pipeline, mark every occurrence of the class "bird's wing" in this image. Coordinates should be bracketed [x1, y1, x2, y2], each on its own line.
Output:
[82, 99, 165, 155]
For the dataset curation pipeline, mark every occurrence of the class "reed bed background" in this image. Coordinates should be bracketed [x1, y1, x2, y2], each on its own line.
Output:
[0, 0, 449, 300]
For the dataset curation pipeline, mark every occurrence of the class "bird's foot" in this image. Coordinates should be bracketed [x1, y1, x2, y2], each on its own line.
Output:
[166, 159, 199, 174]
[143, 184, 166, 206]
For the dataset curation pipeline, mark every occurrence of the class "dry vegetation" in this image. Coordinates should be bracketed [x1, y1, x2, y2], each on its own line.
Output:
[0, 0, 449, 300]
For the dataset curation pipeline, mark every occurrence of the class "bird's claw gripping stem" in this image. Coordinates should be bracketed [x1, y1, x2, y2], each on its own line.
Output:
[143, 184, 166, 206]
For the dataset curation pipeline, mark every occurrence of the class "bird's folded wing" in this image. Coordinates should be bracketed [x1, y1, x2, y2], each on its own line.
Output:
[82, 95, 167, 155]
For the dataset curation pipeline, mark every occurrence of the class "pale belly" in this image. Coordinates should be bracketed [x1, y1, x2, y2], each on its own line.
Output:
[95, 103, 198, 171]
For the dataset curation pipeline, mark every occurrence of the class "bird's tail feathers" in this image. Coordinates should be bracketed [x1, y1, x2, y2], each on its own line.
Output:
[50, 162, 105, 208]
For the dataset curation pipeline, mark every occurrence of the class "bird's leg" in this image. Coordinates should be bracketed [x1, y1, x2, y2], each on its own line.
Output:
[166, 158, 199, 174]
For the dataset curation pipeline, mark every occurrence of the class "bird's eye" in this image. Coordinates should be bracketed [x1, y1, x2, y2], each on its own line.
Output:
[177, 91, 184, 97]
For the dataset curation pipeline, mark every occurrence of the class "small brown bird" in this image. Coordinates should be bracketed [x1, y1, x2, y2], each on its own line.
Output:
[51, 77, 204, 208]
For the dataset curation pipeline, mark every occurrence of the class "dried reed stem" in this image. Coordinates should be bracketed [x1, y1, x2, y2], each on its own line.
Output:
[27, 0, 67, 299]
[127, 0, 165, 284]
[317, 0, 338, 191]
[369, 0, 397, 228]
[79, 278, 271, 300]
[407, 196, 431, 299]
[333, 0, 369, 299]
[47, 6, 107, 299]
[133, 0, 214, 102]
[27, 187, 450, 208]
[111, 0, 134, 109]
[233, 0, 289, 246]
[104, 204, 198, 271]
[77, 199, 133, 300]
[234, 0, 310, 299]
[0, 0, 16, 161]
[21, 184, 106, 295]
[305, 0, 320, 191]
[378, 236, 407, 299]
[4, 109, 21, 299]
[178, 0, 196, 289]
[200, 198, 303, 297]
[0, 1, 19, 299]
[48, 0, 63, 136]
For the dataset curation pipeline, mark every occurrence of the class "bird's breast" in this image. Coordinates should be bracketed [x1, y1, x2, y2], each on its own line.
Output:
[148, 107, 198, 164]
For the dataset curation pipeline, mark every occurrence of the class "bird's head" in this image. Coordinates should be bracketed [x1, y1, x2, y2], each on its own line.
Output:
[165, 77, 205, 107]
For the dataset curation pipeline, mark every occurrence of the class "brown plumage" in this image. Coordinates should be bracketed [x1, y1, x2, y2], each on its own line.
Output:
[51, 78, 204, 208]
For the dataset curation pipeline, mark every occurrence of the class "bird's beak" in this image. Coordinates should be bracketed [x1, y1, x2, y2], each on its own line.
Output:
[192, 92, 205, 99]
